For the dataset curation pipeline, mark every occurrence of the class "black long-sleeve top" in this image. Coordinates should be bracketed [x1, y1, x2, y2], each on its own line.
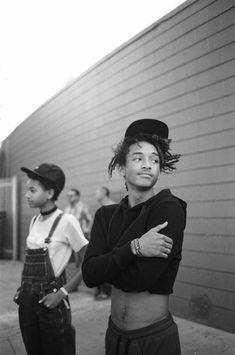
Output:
[82, 189, 187, 294]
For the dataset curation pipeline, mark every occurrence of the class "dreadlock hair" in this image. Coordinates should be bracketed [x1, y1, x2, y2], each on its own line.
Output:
[27, 172, 60, 201]
[108, 133, 181, 178]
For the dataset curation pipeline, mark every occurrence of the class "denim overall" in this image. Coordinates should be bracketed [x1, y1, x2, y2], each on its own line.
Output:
[14, 213, 76, 355]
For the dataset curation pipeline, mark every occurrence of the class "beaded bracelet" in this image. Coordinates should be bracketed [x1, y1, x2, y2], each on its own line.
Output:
[130, 240, 137, 255]
[134, 238, 143, 257]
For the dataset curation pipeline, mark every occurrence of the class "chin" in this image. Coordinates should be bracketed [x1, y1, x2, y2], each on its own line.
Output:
[137, 184, 155, 191]
[28, 203, 37, 208]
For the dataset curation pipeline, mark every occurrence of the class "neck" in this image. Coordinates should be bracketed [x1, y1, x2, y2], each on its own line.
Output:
[128, 187, 155, 207]
[102, 196, 109, 204]
[40, 203, 57, 216]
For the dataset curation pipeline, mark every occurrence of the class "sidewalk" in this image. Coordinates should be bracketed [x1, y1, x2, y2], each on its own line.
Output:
[0, 260, 235, 355]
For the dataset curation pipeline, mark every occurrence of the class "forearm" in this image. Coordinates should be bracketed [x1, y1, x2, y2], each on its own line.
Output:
[63, 245, 87, 293]
[112, 257, 169, 292]
[63, 266, 83, 293]
[82, 242, 135, 287]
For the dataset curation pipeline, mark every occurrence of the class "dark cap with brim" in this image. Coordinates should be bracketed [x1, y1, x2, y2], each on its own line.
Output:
[21, 163, 65, 192]
[125, 119, 169, 139]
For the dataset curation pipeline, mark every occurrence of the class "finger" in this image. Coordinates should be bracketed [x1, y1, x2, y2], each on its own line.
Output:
[163, 236, 173, 244]
[159, 252, 168, 258]
[164, 246, 172, 253]
[164, 242, 173, 249]
[38, 295, 47, 304]
[154, 221, 168, 232]
[162, 247, 171, 254]
[154, 234, 173, 244]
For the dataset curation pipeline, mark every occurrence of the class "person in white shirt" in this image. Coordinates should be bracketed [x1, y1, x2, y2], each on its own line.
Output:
[94, 186, 115, 300]
[14, 163, 88, 355]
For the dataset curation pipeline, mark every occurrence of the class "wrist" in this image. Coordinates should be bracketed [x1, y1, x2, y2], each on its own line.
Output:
[135, 238, 143, 257]
[59, 286, 68, 298]
[130, 240, 137, 255]
[131, 238, 143, 257]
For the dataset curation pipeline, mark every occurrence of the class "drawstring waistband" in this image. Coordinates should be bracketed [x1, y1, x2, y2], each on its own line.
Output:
[108, 313, 174, 340]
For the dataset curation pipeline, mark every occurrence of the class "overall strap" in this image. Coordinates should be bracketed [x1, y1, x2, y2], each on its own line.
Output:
[32, 215, 38, 225]
[44, 213, 64, 244]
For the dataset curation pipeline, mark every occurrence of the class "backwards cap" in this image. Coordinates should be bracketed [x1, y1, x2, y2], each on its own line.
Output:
[125, 119, 169, 139]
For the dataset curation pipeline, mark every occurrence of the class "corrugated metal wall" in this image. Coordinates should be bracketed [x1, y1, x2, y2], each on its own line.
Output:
[2, 0, 235, 332]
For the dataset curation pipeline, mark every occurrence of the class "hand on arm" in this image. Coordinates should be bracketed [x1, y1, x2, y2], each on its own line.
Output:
[113, 201, 185, 292]
[131, 221, 173, 258]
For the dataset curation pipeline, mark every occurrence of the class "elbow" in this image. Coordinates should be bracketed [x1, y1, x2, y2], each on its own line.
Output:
[83, 278, 97, 288]
[82, 264, 99, 288]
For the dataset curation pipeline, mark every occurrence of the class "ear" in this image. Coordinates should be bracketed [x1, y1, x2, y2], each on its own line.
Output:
[47, 188, 55, 200]
[118, 165, 126, 177]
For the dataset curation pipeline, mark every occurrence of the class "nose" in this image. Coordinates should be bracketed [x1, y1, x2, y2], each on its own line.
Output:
[141, 158, 151, 169]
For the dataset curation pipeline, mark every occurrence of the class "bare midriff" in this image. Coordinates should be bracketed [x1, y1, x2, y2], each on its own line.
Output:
[111, 286, 169, 330]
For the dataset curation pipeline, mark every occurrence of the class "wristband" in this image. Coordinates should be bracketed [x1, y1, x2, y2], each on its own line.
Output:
[60, 287, 68, 297]
[130, 240, 137, 255]
[134, 238, 143, 257]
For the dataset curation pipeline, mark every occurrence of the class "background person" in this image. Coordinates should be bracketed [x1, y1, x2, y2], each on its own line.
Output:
[65, 188, 93, 241]
[95, 186, 116, 207]
[64, 188, 93, 292]
[94, 186, 116, 300]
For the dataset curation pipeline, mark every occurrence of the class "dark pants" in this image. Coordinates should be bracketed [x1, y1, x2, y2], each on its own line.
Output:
[18, 289, 75, 355]
[105, 313, 181, 355]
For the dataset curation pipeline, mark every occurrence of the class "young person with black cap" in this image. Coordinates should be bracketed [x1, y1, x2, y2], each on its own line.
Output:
[82, 119, 187, 354]
[14, 163, 88, 355]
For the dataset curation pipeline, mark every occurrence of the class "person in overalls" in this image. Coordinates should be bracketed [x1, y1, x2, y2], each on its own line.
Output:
[14, 163, 88, 355]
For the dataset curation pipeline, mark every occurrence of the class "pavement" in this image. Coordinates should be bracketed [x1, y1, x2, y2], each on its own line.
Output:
[0, 260, 235, 355]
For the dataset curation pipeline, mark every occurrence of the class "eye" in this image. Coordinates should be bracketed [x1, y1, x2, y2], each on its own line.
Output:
[133, 157, 141, 161]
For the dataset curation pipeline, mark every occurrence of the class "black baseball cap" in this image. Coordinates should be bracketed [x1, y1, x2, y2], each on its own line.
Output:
[21, 163, 65, 192]
[125, 119, 169, 139]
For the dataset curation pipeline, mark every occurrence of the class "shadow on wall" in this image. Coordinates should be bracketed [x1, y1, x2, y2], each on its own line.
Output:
[189, 294, 213, 319]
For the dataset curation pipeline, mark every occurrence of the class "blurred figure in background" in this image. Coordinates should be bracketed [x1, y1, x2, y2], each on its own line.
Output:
[65, 188, 93, 242]
[94, 186, 115, 300]
[95, 186, 116, 207]
[65, 188, 93, 291]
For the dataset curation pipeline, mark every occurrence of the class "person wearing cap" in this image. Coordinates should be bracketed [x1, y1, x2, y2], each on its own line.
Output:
[14, 163, 88, 355]
[82, 119, 187, 354]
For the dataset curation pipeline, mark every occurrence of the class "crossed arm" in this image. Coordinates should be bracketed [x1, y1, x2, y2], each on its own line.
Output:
[82, 201, 185, 290]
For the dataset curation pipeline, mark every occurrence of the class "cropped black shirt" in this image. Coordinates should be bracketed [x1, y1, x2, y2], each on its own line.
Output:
[82, 189, 187, 294]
